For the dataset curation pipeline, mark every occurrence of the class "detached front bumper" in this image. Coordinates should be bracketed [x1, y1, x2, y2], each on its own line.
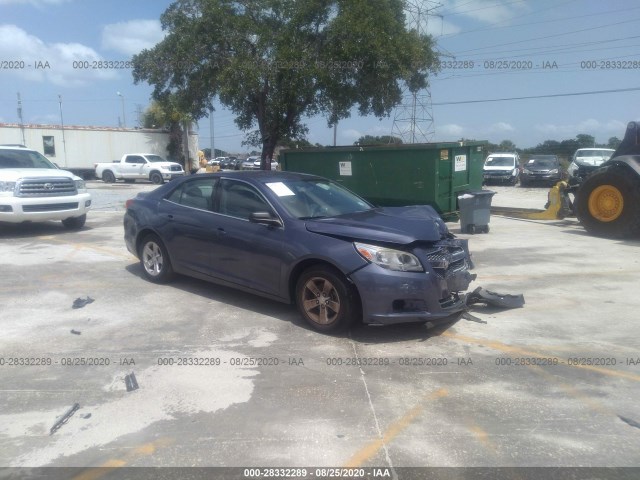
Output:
[350, 239, 474, 325]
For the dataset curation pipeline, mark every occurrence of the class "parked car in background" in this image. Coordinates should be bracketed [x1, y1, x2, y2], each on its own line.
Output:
[252, 157, 279, 170]
[483, 153, 520, 185]
[0, 145, 91, 229]
[95, 153, 184, 185]
[567, 148, 615, 184]
[241, 157, 258, 170]
[220, 157, 241, 170]
[124, 171, 474, 333]
[520, 155, 563, 187]
[208, 156, 225, 167]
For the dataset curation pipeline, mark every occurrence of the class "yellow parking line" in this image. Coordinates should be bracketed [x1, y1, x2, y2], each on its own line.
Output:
[71, 437, 173, 480]
[344, 389, 448, 467]
[36, 235, 132, 260]
[441, 332, 640, 382]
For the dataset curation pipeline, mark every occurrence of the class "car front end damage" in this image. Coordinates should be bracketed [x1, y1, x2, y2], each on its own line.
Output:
[348, 237, 474, 325]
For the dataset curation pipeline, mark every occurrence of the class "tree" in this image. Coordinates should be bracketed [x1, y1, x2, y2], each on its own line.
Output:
[131, 0, 439, 169]
[355, 135, 402, 145]
[576, 134, 595, 148]
[498, 140, 516, 151]
[608, 136, 621, 149]
[142, 98, 193, 168]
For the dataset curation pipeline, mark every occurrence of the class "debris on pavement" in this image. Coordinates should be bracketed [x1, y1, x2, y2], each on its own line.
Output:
[50, 403, 80, 435]
[619, 416, 640, 430]
[70, 329, 81, 335]
[124, 372, 139, 392]
[72, 296, 94, 309]
[81, 413, 92, 419]
[462, 311, 488, 324]
[465, 287, 525, 309]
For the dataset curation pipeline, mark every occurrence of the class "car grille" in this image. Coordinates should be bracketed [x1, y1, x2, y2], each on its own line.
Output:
[22, 202, 79, 212]
[169, 165, 182, 172]
[426, 246, 468, 278]
[18, 178, 76, 197]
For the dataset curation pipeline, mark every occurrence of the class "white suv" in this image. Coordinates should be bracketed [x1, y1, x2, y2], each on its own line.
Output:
[0, 145, 92, 229]
[483, 153, 520, 185]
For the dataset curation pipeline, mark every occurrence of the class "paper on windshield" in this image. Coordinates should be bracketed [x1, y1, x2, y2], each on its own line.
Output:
[266, 182, 295, 196]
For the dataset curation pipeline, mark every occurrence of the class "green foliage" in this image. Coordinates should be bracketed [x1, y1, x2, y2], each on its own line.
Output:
[132, 0, 439, 167]
[355, 135, 402, 145]
[608, 136, 621, 149]
[142, 98, 193, 165]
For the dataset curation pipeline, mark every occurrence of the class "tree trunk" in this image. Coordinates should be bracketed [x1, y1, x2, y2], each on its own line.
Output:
[260, 134, 278, 170]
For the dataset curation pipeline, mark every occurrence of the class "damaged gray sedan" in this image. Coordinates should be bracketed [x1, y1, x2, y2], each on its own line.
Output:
[124, 171, 474, 333]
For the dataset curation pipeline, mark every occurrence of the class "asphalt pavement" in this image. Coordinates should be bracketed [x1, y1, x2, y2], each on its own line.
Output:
[0, 181, 639, 479]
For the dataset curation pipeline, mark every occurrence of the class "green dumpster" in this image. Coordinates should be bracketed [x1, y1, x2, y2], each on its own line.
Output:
[279, 141, 486, 219]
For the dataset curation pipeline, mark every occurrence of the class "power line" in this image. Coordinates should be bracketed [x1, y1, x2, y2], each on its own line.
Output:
[432, 86, 640, 106]
[451, 16, 640, 55]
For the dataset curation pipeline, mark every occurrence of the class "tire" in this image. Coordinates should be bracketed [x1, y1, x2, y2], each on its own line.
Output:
[150, 172, 164, 185]
[482, 225, 490, 233]
[467, 224, 476, 234]
[575, 166, 640, 238]
[61, 214, 86, 230]
[102, 170, 116, 183]
[139, 234, 174, 283]
[295, 265, 358, 333]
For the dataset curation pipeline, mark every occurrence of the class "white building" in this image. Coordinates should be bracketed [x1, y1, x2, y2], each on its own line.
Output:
[0, 123, 199, 178]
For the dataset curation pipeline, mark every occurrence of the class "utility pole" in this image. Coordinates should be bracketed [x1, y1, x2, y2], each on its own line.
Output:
[390, 0, 442, 143]
[17, 92, 26, 145]
[210, 107, 215, 159]
[58, 95, 67, 167]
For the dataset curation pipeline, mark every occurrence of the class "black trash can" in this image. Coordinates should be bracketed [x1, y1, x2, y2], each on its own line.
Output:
[457, 190, 496, 234]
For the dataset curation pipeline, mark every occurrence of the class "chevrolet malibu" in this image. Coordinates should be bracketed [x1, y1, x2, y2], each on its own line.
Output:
[124, 171, 474, 333]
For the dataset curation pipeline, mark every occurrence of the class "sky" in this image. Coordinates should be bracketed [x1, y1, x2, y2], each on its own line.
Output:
[1, 0, 639, 154]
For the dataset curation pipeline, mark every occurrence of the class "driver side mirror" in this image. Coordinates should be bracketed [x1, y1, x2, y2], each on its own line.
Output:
[249, 211, 283, 227]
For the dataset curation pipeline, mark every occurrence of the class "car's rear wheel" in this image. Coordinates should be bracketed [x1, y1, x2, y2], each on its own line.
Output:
[295, 265, 357, 333]
[102, 170, 116, 183]
[140, 234, 174, 283]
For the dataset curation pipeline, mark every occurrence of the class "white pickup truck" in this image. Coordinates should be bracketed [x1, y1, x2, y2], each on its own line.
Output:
[95, 153, 184, 184]
[0, 145, 91, 229]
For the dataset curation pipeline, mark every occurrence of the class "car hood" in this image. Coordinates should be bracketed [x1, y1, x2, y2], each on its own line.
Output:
[483, 165, 514, 172]
[574, 156, 609, 167]
[0, 168, 78, 181]
[153, 162, 183, 169]
[526, 165, 556, 172]
[305, 205, 447, 244]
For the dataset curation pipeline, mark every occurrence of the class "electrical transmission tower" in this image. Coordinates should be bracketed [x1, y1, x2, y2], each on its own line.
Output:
[390, 0, 442, 144]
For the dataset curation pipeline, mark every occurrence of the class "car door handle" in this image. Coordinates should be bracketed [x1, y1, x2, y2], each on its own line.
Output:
[216, 227, 226, 236]
[166, 214, 174, 220]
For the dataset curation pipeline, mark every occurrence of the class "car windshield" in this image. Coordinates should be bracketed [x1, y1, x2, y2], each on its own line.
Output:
[527, 157, 557, 168]
[485, 157, 514, 167]
[146, 155, 168, 163]
[264, 178, 373, 219]
[575, 149, 614, 158]
[0, 150, 58, 169]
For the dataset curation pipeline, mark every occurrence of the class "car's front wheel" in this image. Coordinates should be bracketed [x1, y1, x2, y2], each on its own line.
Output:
[295, 265, 358, 333]
[61, 214, 86, 230]
[139, 234, 174, 283]
[149, 172, 164, 185]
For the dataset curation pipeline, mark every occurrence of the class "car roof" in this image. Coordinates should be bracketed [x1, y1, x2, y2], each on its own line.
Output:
[575, 148, 614, 152]
[188, 170, 323, 183]
[0, 145, 36, 152]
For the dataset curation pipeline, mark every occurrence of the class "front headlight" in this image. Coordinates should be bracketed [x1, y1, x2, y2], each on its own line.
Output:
[567, 162, 578, 176]
[74, 179, 86, 191]
[549, 169, 558, 174]
[354, 242, 423, 272]
[523, 169, 532, 174]
[0, 181, 16, 193]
